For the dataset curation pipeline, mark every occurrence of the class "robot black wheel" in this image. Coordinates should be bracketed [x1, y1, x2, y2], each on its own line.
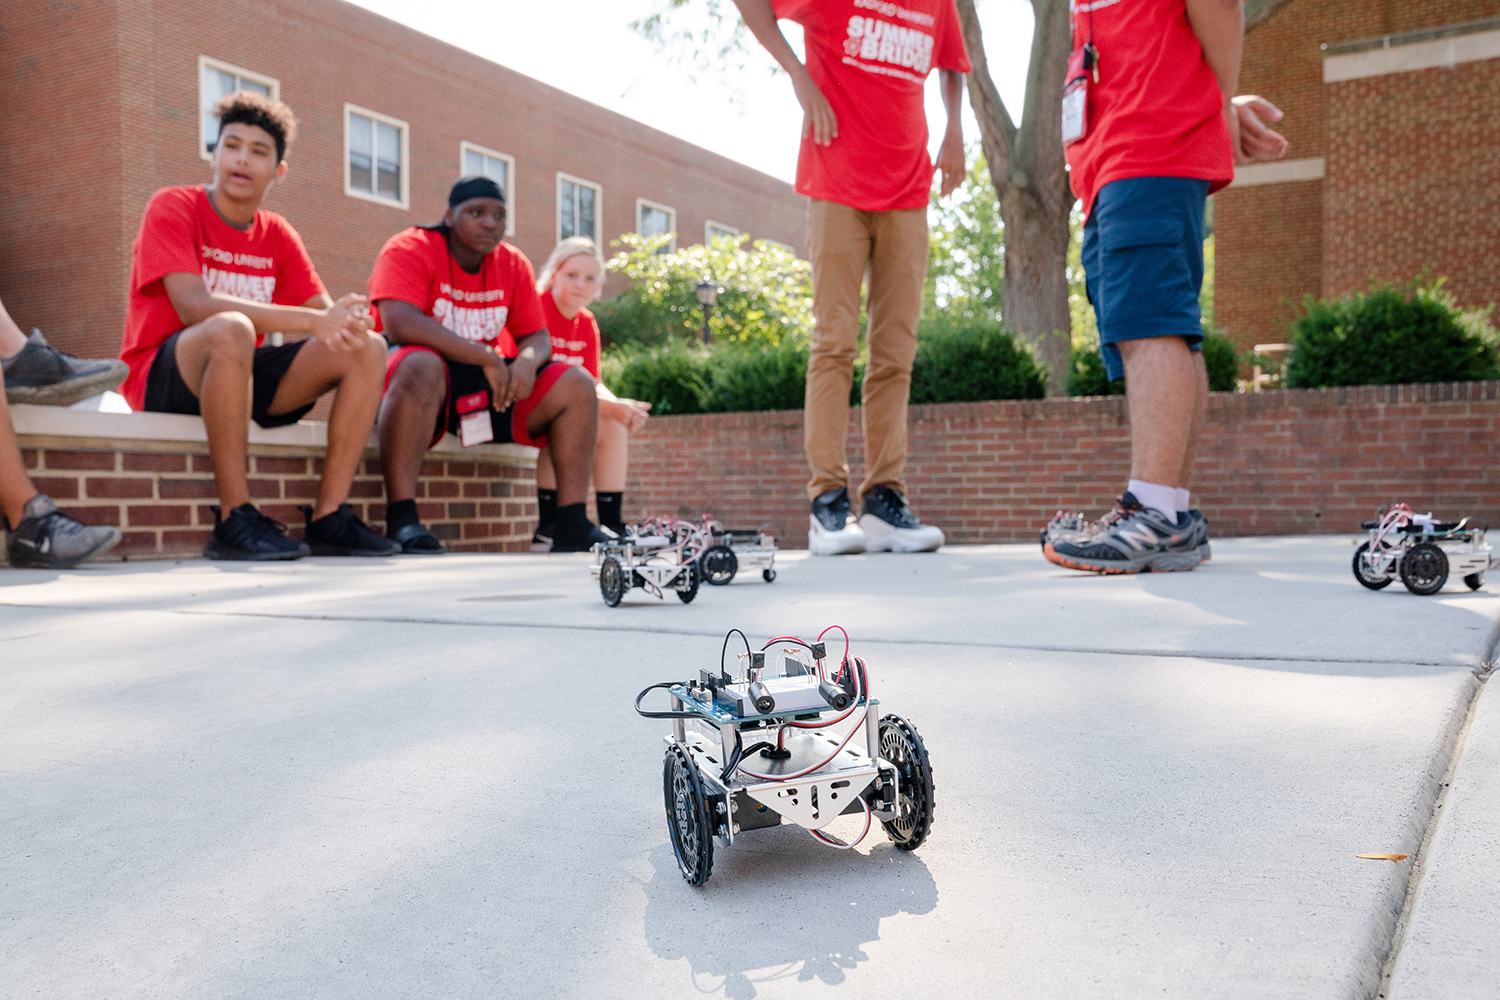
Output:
[1400, 542, 1449, 596]
[700, 545, 738, 586]
[1352, 542, 1393, 591]
[1465, 572, 1485, 591]
[663, 743, 714, 885]
[599, 556, 626, 607]
[878, 714, 935, 851]
[762, 569, 776, 583]
[676, 561, 700, 603]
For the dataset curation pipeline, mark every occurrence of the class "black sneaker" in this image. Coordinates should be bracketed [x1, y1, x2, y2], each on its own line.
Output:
[809, 486, 867, 556]
[204, 504, 309, 561]
[858, 485, 944, 553]
[6, 494, 121, 568]
[1045, 492, 1200, 574]
[388, 521, 447, 555]
[3, 329, 129, 406]
[302, 504, 400, 557]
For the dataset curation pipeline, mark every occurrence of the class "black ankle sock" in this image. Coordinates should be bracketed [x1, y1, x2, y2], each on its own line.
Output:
[554, 502, 591, 534]
[595, 491, 624, 535]
[536, 488, 558, 537]
[386, 498, 419, 532]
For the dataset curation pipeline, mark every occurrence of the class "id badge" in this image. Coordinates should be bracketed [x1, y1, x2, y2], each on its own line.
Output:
[1062, 46, 1090, 145]
[455, 390, 495, 448]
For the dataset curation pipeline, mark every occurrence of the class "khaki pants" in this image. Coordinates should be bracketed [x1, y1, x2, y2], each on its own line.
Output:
[804, 199, 929, 501]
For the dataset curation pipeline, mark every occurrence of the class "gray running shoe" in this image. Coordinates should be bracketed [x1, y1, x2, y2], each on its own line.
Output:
[1045, 492, 1200, 574]
[6, 494, 121, 568]
[1188, 509, 1211, 564]
[3, 329, 129, 406]
[1040, 509, 1092, 551]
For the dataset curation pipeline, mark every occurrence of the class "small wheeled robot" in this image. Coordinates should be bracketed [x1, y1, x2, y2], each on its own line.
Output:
[636, 626, 934, 886]
[1353, 503, 1493, 595]
[697, 517, 779, 586]
[590, 516, 709, 606]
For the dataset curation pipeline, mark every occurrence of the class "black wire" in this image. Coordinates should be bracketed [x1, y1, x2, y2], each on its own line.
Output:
[634, 681, 703, 719]
[721, 628, 752, 679]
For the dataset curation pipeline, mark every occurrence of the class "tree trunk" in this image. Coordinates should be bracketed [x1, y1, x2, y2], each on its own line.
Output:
[957, 0, 1075, 395]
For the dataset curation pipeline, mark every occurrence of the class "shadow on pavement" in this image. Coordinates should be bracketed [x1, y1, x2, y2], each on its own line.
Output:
[640, 834, 936, 998]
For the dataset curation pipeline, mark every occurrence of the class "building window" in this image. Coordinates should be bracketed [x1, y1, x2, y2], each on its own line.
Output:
[706, 220, 742, 244]
[345, 104, 409, 208]
[558, 173, 601, 243]
[199, 57, 279, 159]
[460, 142, 516, 235]
[636, 199, 677, 254]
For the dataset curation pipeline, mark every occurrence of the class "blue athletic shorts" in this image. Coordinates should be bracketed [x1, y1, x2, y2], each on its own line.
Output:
[1081, 176, 1210, 381]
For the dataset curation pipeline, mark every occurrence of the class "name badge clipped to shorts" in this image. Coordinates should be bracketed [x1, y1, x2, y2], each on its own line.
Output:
[1062, 43, 1098, 146]
[456, 390, 494, 448]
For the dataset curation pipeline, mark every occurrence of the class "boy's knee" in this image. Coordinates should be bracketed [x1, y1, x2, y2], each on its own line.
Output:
[389, 350, 445, 401]
[559, 366, 597, 403]
[203, 312, 256, 355]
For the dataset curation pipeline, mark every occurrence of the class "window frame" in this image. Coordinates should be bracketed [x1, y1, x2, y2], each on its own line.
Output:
[459, 141, 517, 236]
[705, 220, 742, 245]
[556, 172, 603, 245]
[198, 56, 281, 161]
[635, 198, 677, 253]
[343, 103, 410, 210]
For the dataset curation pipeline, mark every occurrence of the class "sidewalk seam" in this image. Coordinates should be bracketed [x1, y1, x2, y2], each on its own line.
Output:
[1369, 624, 1498, 998]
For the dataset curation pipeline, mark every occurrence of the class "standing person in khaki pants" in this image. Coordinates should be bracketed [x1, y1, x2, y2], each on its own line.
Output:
[735, 0, 970, 554]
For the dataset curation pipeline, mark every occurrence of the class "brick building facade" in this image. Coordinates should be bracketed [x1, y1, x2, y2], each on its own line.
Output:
[1216, 1, 1500, 351]
[0, 0, 807, 362]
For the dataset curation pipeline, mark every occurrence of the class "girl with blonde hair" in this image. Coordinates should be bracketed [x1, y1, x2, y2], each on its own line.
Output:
[532, 237, 650, 547]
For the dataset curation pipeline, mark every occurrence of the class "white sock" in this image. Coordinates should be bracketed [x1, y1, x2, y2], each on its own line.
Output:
[1126, 479, 1180, 520]
[1175, 488, 1191, 516]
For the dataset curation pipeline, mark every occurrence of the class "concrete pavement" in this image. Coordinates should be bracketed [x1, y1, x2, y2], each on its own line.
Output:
[1, 536, 1495, 999]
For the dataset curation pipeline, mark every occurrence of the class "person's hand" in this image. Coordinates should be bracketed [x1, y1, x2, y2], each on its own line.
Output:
[604, 397, 651, 433]
[935, 123, 965, 197]
[499, 355, 537, 410]
[481, 350, 512, 411]
[790, 68, 837, 146]
[1230, 95, 1289, 165]
[310, 293, 372, 351]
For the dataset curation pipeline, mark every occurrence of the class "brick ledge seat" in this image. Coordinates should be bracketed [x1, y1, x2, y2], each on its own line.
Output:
[7, 404, 539, 562]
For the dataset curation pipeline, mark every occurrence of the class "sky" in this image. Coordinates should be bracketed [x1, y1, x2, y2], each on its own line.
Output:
[343, 0, 1037, 185]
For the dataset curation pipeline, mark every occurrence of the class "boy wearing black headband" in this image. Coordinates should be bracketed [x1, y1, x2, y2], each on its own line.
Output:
[370, 177, 610, 553]
[119, 91, 397, 560]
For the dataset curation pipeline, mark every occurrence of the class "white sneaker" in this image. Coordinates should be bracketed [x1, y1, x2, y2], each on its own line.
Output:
[858, 486, 944, 553]
[808, 487, 867, 556]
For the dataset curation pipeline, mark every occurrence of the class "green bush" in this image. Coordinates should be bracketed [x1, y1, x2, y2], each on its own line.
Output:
[1286, 281, 1500, 388]
[602, 316, 1043, 414]
[910, 316, 1046, 403]
[1066, 329, 1239, 396]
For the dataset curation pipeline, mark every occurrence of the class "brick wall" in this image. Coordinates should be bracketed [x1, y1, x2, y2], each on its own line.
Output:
[1323, 57, 1500, 306]
[5, 409, 537, 563]
[623, 383, 1500, 546]
[1213, 179, 1323, 352]
[0, 0, 807, 362]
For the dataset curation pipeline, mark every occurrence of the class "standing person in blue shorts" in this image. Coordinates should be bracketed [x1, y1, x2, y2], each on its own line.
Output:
[1045, 0, 1287, 574]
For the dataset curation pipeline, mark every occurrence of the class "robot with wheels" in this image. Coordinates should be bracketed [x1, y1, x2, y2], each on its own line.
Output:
[590, 516, 709, 607]
[1352, 503, 1493, 595]
[636, 626, 934, 886]
[697, 518, 780, 586]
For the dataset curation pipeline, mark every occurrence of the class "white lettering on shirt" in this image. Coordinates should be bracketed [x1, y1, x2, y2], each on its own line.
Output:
[432, 295, 510, 343]
[852, 0, 935, 28]
[845, 12, 935, 76]
[201, 266, 276, 303]
[200, 245, 274, 270]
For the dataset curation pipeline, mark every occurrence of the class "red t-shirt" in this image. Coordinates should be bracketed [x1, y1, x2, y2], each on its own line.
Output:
[119, 185, 326, 409]
[541, 292, 601, 379]
[1065, 0, 1235, 218]
[368, 227, 547, 358]
[771, 0, 971, 212]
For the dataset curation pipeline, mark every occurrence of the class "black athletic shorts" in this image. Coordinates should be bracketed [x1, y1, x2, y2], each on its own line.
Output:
[143, 330, 315, 429]
[385, 345, 570, 449]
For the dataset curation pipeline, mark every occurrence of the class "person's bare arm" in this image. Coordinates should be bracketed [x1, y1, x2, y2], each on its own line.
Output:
[935, 69, 965, 196]
[732, 0, 837, 145]
[379, 297, 513, 406]
[1185, 0, 1244, 158]
[597, 381, 651, 432]
[162, 272, 369, 350]
[502, 329, 552, 410]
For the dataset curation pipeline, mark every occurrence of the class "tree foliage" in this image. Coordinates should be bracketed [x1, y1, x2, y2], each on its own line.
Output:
[927, 151, 1004, 321]
[592, 233, 813, 350]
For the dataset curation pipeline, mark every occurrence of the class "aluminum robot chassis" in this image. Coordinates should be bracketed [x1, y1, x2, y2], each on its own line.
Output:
[636, 627, 934, 886]
[699, 522, 779, 586]
[1353, 503, 1493, 595]
[589, 517, 709, 606]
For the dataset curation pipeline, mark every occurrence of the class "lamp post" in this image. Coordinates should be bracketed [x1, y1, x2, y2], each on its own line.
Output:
[694, 279, 717, 345]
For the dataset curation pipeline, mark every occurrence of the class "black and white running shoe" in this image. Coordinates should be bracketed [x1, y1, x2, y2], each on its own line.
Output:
[859, 485, 944, 553]
[6, 494, 121, 568]
[809, 486, 867, 555]
[1044, 492, 1200, 574]
[205, 504, 309, 561]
